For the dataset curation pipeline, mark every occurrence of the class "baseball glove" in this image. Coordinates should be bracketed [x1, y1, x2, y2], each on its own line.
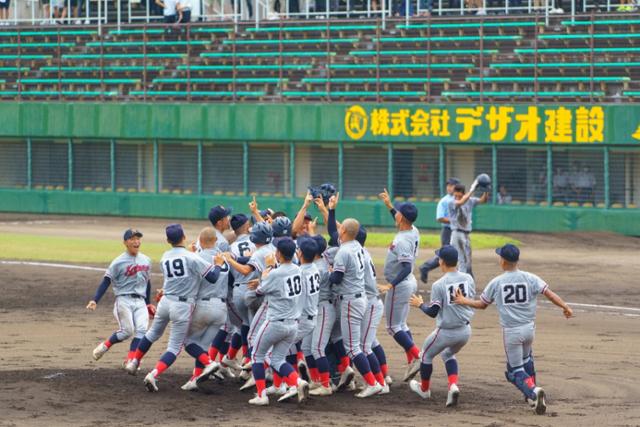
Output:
[147, 304, 157, 319]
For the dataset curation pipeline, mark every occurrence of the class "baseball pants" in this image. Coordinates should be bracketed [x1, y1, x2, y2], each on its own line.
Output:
[338, 294, 367, 359]
[222, 297, 243, 334]
[384, 276, 417, 336]
[251, 319, 298, 371]
[247, 301, 269, 348]
[294, 316, 316, 356]
[113, 295, 148, 341]
[144, 295, 194, 355]
[421, 324, 471, 364]
[361, 296, 384, 355]
[232, 284, 250, 327]
[451, 230, 473, 276]
[502, 323, 535, 368]
[311, 300, 337, 359]
[185, 299, 227, 350]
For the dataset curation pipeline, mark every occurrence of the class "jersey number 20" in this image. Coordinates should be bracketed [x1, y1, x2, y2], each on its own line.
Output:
[503, 284, 527, 304]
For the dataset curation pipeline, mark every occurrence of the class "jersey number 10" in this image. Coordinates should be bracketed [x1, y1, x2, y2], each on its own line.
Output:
[285, 275, 302, 298]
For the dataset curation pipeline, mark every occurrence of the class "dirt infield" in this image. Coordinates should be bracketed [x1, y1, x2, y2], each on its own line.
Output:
[0, 214, 639, 427]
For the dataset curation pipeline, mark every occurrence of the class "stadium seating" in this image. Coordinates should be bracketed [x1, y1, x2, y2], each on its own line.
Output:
[0, 14, 638, 101]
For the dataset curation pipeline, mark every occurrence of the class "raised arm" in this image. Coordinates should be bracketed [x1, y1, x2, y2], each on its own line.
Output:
[378, 188, 396, 220]
[249, 196, 264, 223]
[224, 252, 255, 276]
[292, 191, 314, 238]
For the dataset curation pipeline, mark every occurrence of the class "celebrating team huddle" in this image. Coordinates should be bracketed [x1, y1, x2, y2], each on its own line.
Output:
[86, 176, 573, 415]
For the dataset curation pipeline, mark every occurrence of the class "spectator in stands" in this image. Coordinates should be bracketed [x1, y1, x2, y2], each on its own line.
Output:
[69, 0, 83, 25]
[568, 163, 580, 202]
[575, 166, 596, 204]
[466, 0, 486, 14]
[156, 0, 178, 24]
[534, 168, 547, 202]
[553, 167, 569, 203]
[53, 0, 67, 23]
[177, 0, 192, 22]
[40, 0, 54, 25]
[497, 185, 512, 205]
[315, 0, 340, 15]
[0, 0, 9, 25]
[617, 0, 635, 11]
[230, 0, 253, 19]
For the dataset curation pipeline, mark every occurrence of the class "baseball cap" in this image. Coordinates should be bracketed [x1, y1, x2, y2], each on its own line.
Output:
[394, 201, 418, 223]
[304, 213, 313, 221]
[356, 225, 367, 246]
[276, 237, 297, 260]
[446, 177, 461, 185]
[208, 205, 232, 225]
[435, 245, 458, 265]
[123, 228, 143, 241]
[495, 244, 520, 262]
[298, 238, 319, 262]
[311, 234, 327, 256]
[166, 224, 185, 245]
[230, 213, 249, 231]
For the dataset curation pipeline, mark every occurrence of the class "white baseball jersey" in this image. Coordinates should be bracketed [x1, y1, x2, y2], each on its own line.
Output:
[256, 263, 303, 321]
[104, 252, 151, 297]
[160, 247, 214, 299]
[430, 271, 476, 329]
[332, 240, 365, 296]
[383, 225, 419, 282]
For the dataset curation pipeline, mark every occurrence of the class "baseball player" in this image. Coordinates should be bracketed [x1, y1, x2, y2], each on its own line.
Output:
[124, 224, 223, 392]
[208, 205, 232, 252]
[453, 244, 573, 415]
[330, 218, 382, 398]
[418, 177, 460, 284]
[407, 245, 475, 407]
[377, 189, 422, 382]
[448, 181, 488, 276]
[87, 229, 153, 366]
[208, 213, 256, 371]
[181, 227, 230, 391]
[246, 238, 310, 406]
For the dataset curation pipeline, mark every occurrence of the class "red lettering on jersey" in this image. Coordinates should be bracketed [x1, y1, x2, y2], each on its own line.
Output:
[125, 264, 150, 277]
[389, 244, 396, 250]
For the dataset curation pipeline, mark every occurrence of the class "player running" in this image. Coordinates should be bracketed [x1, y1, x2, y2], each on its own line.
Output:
[87, 229, 153, 366]
[449, 181, 488, 276]
[408, 245, 475, 407]
[377, 189, 422, 382]
[124, 224, 224, 392]
[453, 244, 573, 415]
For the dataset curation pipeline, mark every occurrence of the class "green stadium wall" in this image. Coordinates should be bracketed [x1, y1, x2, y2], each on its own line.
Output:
[1, 102, 639, 236]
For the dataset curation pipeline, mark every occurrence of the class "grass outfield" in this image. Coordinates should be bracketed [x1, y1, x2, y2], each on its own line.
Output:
[0, 232, 519, 264]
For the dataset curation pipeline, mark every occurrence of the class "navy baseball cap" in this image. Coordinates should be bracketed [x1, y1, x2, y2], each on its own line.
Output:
[276, 237, 297, 260]
[496, 244, 520, 262]
[166, 224, 185, 245]
[394, 201, 418, 223]
[435, 245, 458, 265]
[311, 234, 327, 256]
[356, 225, 367, 246]
[230, 213, 249, 231]
[208, 205, 232, 225]
[298, 238, 319, 262]
[123, 228, 143, 241]
[446, 177, 461, 185]
[304, 213, 313, 221]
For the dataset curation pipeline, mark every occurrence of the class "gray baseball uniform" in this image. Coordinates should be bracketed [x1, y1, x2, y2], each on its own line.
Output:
[185, 248, 229, 350]
[449, 197, 480, 276]
[334, 240, 367, 359]
[311, 253, 337, 360]
[251, 263, 303, 370]
[383, 226, 419, 336]
[421, 271, 475, 364]
[244, 243, 276, 347]
[144, 247, 214, 355]
[480, 270, 549, 367]
[361, 248, 383, 355]
[296, 262, 320, 356]
[228, 234, 257, 329]
[105, 252, 152, 342]
[215, 229, 230, 252]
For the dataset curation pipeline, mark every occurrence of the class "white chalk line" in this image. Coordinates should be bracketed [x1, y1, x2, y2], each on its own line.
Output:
[3, 260, 640, 314]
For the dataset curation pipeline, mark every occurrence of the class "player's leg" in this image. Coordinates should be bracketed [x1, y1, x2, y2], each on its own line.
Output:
[94, 296, 136, 361]
[184, 300, 226, 386]
[439, 325, 471, 407]
[311, 302, 336, 393]
[301, 332, 318, 384]
[249, 320, 280, 404]
[274, 322, 308, 403]
[294, 317, 315, 382]
[361, 298, 386, 388]
[451, 231, 467, 274]
[384, 281, 421, 373]
[503, 326, 537, 401]
[464, 234, 473, 277]
[126, 297, 171, 374]
[128, 298, 150, 365]
[340, 296, 378, 394]
[409, 327, 446, 399]
[522, 325, 537, 384]
[247, 301, 268, 355]
[232, 285, 251, 363]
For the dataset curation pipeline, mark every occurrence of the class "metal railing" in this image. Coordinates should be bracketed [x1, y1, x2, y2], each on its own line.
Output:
[1, 12, 639, 102]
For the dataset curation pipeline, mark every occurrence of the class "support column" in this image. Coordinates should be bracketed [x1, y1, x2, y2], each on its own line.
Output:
[197, 141, 203, 195]
[110, 139, 116, 192]
[67, 139, 73, 192]
[491, 145, 497, 204]
[546, 145, 553, 205]
[387, 142, 393, 199]
[153, 140, 159, 193]
[27, 138, 32, 190]
[604, 146, 610, 208]
[243, 141, 249, 196]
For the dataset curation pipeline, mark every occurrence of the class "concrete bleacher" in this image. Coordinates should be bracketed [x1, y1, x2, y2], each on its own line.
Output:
[0, 14, 639, 101]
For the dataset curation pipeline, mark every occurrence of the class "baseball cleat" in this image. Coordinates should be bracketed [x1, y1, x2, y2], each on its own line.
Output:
[297, 359, 310, 382]
[195, 362, 220, 386]
[239, 369, 251, 380]
[222, 355, 243, 371]
[277, 386, 298, 402]
[309, 385, 333, 396]
[241, 361, 252, 371]
[239, 375, 256, 391]
[92, 342, 109, 361]
[181, 378, 198, 391]
[144, 371, 159, 392]
[124, 359, 140, 376]
[265, 384, 287, 396]
[403, 359, 421, 382]
[248, 392, 269, 406]
[308, 381, 322, 391]
[409, 379, 431, 399]
[355, 382, 383, 398]
[336, 366, 355, 392]
[446, 383, 460, 407]
[419, 265, 430, 284]
[297, 379, 309, 403]
[532, 387, 547, 415]
[385, 375, 394, 385]
[379, 383, 390, 395]
[218, 366, 236, 379]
